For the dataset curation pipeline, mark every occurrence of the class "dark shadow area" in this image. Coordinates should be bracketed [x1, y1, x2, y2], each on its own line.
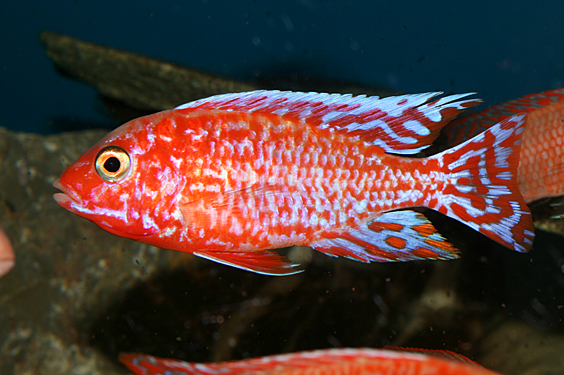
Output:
[460, 228, 564, 333]
[88, 252, 437, 363]
[43, 116, 116, 134]
[44, 95, 152, 134]
[247, 61, 397, 97]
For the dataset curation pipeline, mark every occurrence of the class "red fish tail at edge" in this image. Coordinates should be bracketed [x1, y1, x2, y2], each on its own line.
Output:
[429, 114, 534, 253]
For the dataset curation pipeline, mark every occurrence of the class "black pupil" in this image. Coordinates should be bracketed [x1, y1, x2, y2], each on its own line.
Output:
[104, 157, 121, 173]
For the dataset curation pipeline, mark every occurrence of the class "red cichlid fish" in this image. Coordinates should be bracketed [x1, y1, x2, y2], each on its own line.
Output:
[118, 348, 500, 375]
[53, 90, 534, 275]
[442, 88, 564, 203]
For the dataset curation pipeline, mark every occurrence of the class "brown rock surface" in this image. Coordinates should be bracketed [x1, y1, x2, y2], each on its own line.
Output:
[40, 31, 258, 114]
[478, 319, 564, 375]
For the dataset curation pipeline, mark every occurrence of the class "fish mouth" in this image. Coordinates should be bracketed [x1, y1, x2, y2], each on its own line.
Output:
[53, 178, 82, 208]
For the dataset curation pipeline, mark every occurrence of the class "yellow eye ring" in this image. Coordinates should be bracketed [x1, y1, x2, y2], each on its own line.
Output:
[95, 146, 131, 182]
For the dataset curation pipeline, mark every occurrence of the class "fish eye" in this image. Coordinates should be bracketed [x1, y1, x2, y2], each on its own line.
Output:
[95, 146, 131, 182]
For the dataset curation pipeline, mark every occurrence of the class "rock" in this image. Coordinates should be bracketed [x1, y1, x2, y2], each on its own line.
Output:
[40, 31, 258, 114]
[478, 319, 564, 375]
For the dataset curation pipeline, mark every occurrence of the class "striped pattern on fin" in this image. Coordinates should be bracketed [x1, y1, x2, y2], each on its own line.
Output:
[432, 114, 535, 253]
[310, 210, 459, 263]
[175, 90, 480, 154]
[443, 88, 564, 145]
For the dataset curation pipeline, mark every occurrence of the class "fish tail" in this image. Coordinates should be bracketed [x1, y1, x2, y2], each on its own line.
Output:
[430, 114, 534, 253]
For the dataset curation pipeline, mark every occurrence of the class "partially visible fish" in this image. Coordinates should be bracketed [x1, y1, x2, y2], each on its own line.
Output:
[53, 90, 534, 275]
[0, 227, 14, 278]
[119, 348, 500, 375]
[442, 88, 564, 203]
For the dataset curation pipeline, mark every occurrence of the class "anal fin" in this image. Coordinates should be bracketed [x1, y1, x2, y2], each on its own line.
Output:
[311, 210, 459, 263]
[193, 250, 302, 276]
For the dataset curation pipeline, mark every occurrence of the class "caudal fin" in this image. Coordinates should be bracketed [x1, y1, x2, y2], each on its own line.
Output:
[431, 114, 534, 253]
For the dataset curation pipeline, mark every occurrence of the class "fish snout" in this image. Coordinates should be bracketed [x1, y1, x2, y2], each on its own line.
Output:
[53, 178, 82, 207]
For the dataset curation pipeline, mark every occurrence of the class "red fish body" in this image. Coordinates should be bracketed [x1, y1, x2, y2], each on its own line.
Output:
[442, 88, 564, 202]
[118, 348, 500, 375]
[53, 91, 534, 275]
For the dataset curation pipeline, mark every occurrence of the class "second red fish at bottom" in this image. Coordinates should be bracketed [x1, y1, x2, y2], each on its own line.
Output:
[119, 347, 500, 375]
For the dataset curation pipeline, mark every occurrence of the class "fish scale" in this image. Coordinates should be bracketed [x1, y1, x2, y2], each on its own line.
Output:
[53, 90, 534, 275]
[518, 100, 564, 200]
[188, 114, 420, 242]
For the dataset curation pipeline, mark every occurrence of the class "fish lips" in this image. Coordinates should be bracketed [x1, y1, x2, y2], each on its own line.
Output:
[53, 178, 82, 210]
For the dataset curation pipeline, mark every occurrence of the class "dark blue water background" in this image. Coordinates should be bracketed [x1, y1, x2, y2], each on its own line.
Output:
[2, 0, 563, 134]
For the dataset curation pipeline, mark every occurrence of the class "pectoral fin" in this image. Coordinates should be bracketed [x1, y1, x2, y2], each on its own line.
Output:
[180, 183, 290, 230]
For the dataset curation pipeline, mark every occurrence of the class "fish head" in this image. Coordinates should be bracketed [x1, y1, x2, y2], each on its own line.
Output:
[53, 113, 184, 240]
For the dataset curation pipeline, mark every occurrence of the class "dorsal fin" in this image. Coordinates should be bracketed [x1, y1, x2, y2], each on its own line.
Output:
[176, 90, 480, 154]
[119, 348, 495, 375]
[384, 346, 482, 367]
